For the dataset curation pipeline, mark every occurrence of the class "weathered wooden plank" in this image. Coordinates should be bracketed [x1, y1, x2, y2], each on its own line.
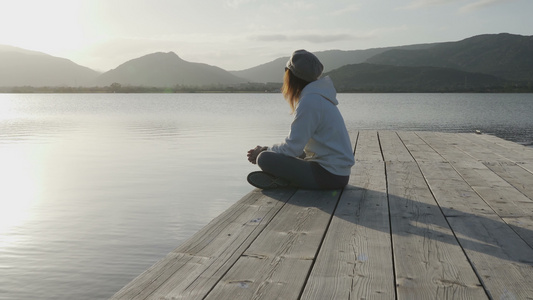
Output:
[111, 252, 209, 300]
[408, 156, 533, 299]
[349, 130, 359, 154]
[415, 132, 471, 164]
[444, 156, 531, 218]
[354, 130, 383, 162]
[453, 133, 515, 163]
[397, 131, 446, 163]
[204, 188, 341, 300]
[418, 132, 533, 218]
[518, 162, 533, 174]
[387, 161, 486, 299]
[302, 129, 394, 300]
[302, 169, 394, 299]
[454, 162, 513, 189]
[503, 216, 533, 248]
[446, 215, 533, 300]
[474, 133, 533, 162]
[411, 162, 493, 218]
[457, 133, 522, 161]
[415, 162, 533, 296]
[483, 161, 533, 200]
[470, 186, 533, 218]
[379, 131, 414, 162]
[472, 134, 533, 173]
[415, 156, 533, 256]
[111, 189, 295, 300]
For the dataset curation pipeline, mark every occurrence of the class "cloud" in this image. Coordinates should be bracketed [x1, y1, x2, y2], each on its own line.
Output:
[225, 0, 257, 9]
[368, 25, 410, 36]
[252, 33, 357, 43]
[253, 34, 288, 42]
[400, 0, 514, 12]
[281, 1, 317, 10]
[459, 0, 514, 13]
[250, 25, 410, 46]
[329, 4, 360, 16]
[400, 0, 460, 10]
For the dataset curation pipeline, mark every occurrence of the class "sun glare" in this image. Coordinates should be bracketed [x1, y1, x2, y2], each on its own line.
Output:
[0, 146, 43, 248]
[0, 0, 88, 54]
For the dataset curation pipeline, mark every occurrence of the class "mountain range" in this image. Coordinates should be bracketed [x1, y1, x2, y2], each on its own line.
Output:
[0, 45, 100, 87]
[1, 33, 532, 92]
[94, 52, 247, 87]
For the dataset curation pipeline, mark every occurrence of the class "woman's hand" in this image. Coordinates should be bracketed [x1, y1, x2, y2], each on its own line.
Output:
[247, 145, 267, 164]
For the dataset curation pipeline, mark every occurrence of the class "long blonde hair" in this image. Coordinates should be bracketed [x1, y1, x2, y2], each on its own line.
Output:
[281, 69, 310, 113]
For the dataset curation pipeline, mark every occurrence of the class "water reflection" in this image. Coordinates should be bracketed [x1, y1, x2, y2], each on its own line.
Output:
[338, 93, 533, 146]
[0, 145, 43, 247]
[0, 93, 531, 300]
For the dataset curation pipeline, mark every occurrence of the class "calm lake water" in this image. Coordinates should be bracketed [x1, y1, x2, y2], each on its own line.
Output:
[0, 93, 532, 300]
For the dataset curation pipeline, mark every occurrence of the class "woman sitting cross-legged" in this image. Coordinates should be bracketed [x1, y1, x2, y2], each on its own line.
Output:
[246, 50, 354, 190]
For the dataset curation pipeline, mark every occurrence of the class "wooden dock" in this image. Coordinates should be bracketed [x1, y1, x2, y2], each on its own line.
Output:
[111, 131, 533, 300]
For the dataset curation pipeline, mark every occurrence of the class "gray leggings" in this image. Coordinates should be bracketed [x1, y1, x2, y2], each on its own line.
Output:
[256, 151, 349, 190]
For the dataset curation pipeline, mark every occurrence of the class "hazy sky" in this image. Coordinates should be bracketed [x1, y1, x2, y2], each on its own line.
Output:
[1, 0, 531, 71]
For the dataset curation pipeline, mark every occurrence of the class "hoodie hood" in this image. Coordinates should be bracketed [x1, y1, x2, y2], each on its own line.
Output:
[300, 76, 338, 105]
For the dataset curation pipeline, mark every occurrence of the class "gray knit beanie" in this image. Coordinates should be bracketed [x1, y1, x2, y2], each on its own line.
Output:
[286, 50, 324, 82]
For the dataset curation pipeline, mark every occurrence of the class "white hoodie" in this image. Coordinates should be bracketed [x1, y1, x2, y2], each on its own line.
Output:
[270, 76, 355, 176]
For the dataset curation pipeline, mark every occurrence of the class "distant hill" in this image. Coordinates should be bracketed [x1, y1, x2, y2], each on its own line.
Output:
[230, 44, 436, 83]
[326, 63, 507, 92]
[366, 33, 533, 81]
[1, 33, 532, 91]
[230, 33, 533, 86]
[230, 57, 288, 84]
[93, 52, 248, 87]
[0, 45, 48, 56]
[0, 45, 101, 87]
